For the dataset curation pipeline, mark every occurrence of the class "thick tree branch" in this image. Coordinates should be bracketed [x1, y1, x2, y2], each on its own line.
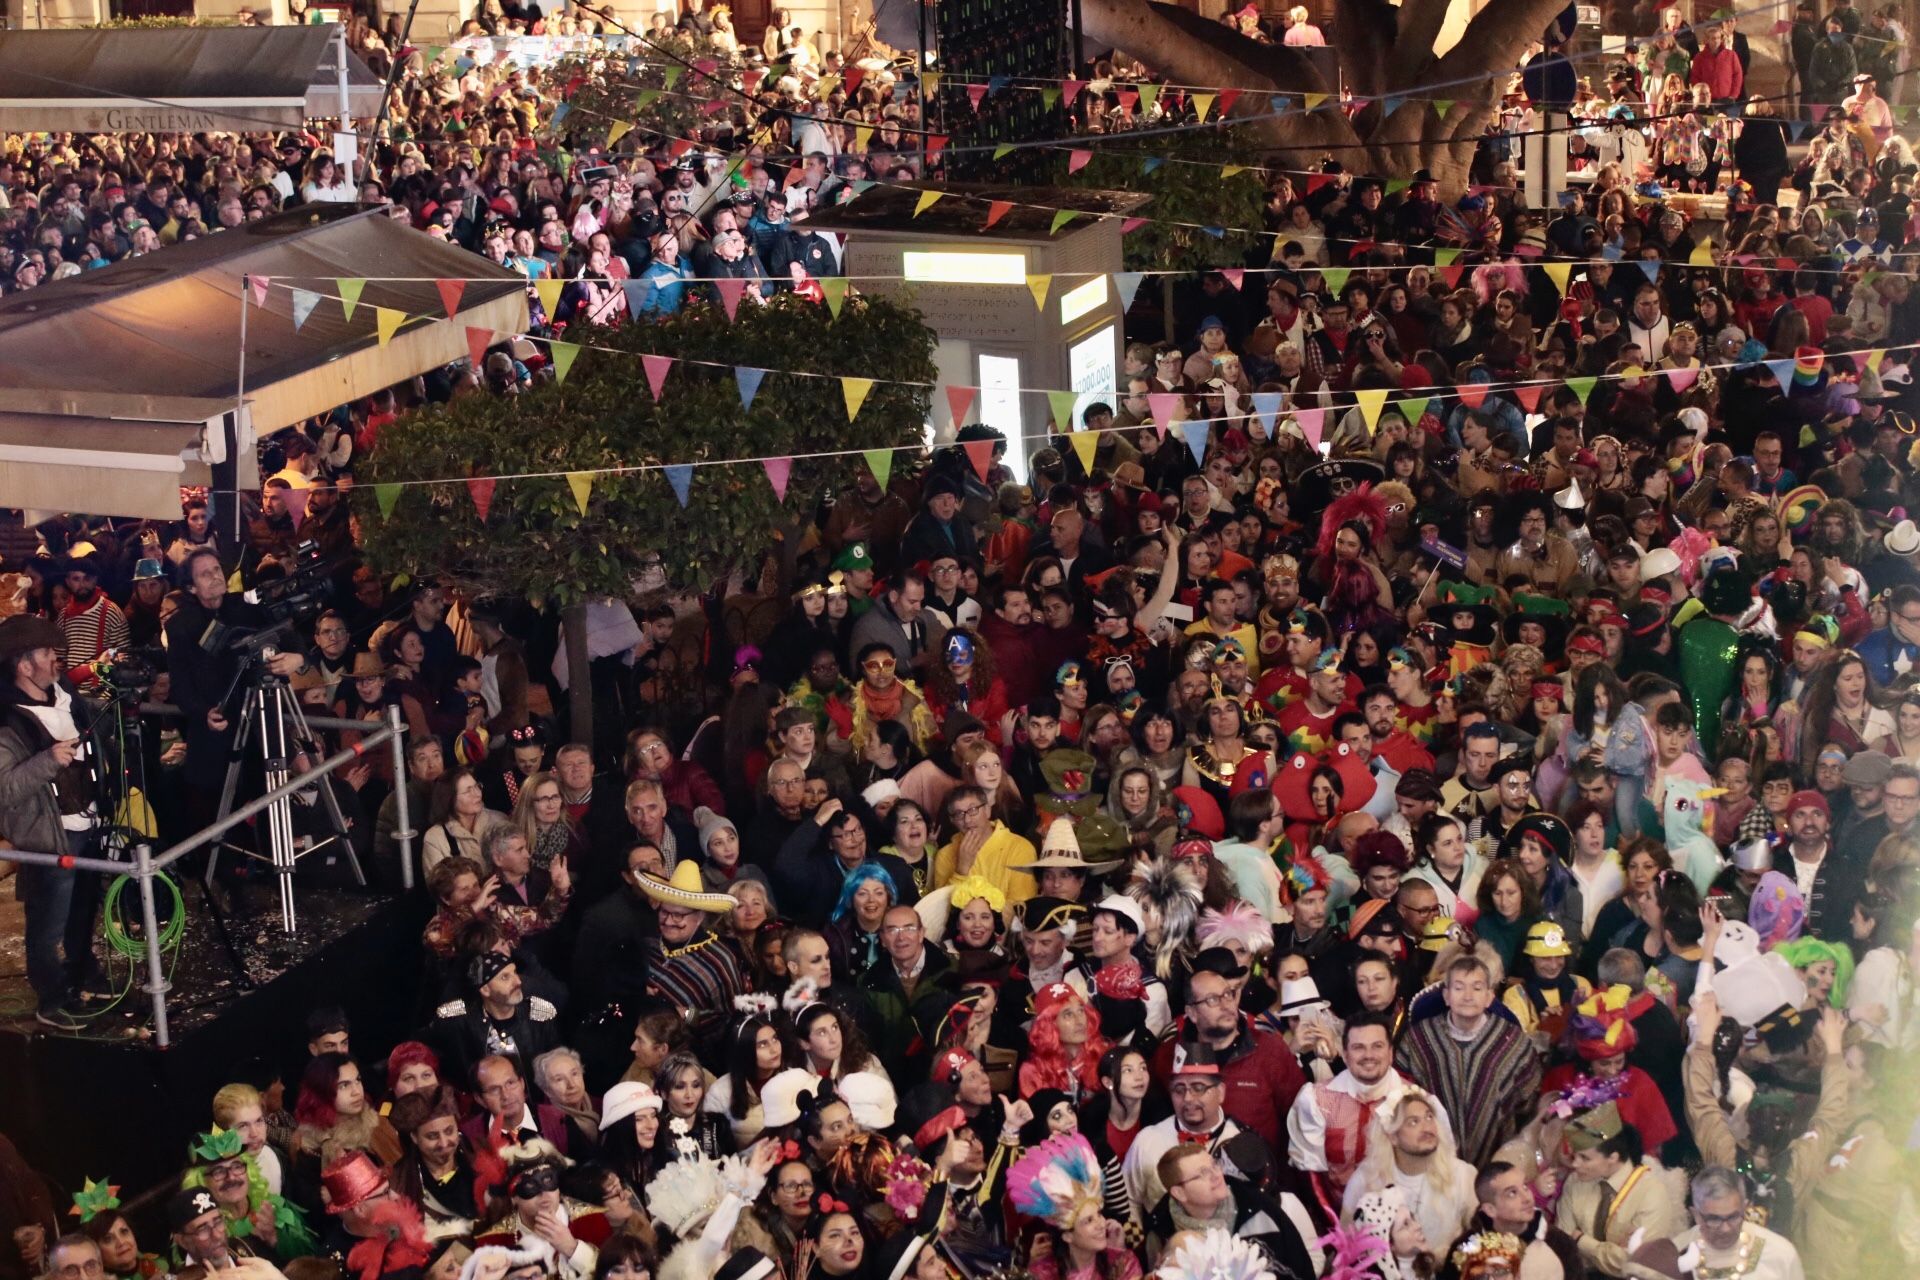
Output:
[1079, 0, 1334, 95]
[1390, 0, 1453, 86]
[1333, 0, 1398, 96]
[1428, 0, 1569, 87]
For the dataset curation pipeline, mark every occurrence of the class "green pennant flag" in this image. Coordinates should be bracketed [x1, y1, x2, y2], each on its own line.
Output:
[1385, 177, 1411, 195]
[863, 448, 894, 490]
[1137, 83, 1160, 114]
[993, 144, 1015, 161]
[1433, 247, 1461, 267]
[821, 277, 849, 318]
[550, 340, 581, 383]
[635, 89, 660, 110]
[337, 278, 365, 321]
[374, 483, 401, 519]
[1322, 266, 1350, 293]
[1041, 87, 1060, 110]
[662, 66, 683, 89]
[1400, 395, 1430, 425]
[1567, 375, 1597, 405]
[1433, 99, 1454, 118]
[1049, 209, 1079, 234]
[1047, 389, 1079, 434]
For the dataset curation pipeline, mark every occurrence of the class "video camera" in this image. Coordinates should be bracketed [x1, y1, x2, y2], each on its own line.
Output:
[198, 540, 341, 669]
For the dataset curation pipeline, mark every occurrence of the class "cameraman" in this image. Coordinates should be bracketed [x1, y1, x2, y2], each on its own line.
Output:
[0, 615, 112, 1029]
[166, 548, 310, 806]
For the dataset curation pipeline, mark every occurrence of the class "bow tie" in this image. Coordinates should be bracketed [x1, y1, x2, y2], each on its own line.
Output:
[1177, 1128, 1214, 1144]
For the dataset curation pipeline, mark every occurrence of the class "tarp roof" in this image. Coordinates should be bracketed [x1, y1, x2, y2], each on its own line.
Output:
[0, 24, 383, 133]
[0, 204, 529, 520]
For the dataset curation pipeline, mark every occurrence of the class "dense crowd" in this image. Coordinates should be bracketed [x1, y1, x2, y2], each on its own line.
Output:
[4, 3, 1920, 1280]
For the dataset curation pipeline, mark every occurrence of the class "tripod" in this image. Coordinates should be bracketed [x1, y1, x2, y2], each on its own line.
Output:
[203, 674, 365, 933]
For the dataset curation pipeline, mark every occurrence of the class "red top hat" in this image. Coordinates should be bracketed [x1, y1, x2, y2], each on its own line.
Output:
[321, 1152, 390, 1215]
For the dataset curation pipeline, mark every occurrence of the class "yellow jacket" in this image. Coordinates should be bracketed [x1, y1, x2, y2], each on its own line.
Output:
[932, 822, 1038, 909]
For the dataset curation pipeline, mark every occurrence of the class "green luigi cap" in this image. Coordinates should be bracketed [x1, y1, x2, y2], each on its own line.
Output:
[834, 543, 873, 572]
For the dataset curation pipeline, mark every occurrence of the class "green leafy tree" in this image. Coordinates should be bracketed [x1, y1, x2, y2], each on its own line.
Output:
[355, 291, 936, 738]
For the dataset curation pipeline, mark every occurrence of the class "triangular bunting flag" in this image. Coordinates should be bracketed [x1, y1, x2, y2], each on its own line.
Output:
[550, 102, 570, 128]
[1218, 88, 1240, 116]
[1221, 164, 1246, 179]
[1067, 148, 1092, 173]
[736, 366, 766, 410]
[1027, 274, 1052, 310]
[968, 83, 988, 112]
[1041, 88, 1061, 111]
[1689, 238, 1714, 266]
[1182, 419, 1210, 467]
[1117, 88, 1139, 113]
[1269, 96, 1290, 113]
[863, 449, 894, 490]
[635, 89, 660, 110]
[1457, 381, 1488, 409]
[249, 274, 269, 307]
[1543, 262, 1573, 296]
[566, 471, 594, 515]
[1201, 226, 1225, 239]
[1304, 92, 1328, 111]
[1567, 375, 1597, 405]
[1433, 99, 1454, 117]
[1513, 384, 1544, 413]
[994, 144, 1016, 161]
[622, 280, 649, 316]
[1638, 261, 1661, 283]
[292, 288, 321, 332]
[1322, 267, 1350, 294]
[928, 133, 949, 162]
[1147, 392, 1183, 439]
[1048, 389, 1080, 434]
[534, 278, 563, 318]
[436, 278, 466, 319]
[854, 125, 872, 153]
[1114, 271, 1145, 312]
[642, 353, 674, 401]
[337, 278, 365, 321]
[1295, 407, 1324, 449]
[821, 277, 849, 318]
[1767, 358, 1795, 394]
[1221, 268, 1244, 291]
[467, 477, 496, 521]
[1064, 79, 1087, 107]
[1665, 366, 1698, 393]
[465, 325, 492, 369]
[843, 66, 864, 94]
[1049, 210, 1078, 235]
[842, 376, 874, 422]
[1400, 395, 1430, 426]
[920, 72, 940, 95]
[662, 66, 683, 88]
[607, 120, 633, 149]
[549, 340, 580, 383]
[1191, 92, 1216, 121]
[1138, 83, 1160, 114]
[1867, 348, 1888, 373]
[664, 464, 693, 508]
[1142, 158, 1163, 175]
[1383, 96, 1405, 116]
[962, 438, 995, 481]
[1249, 391, 1282, 437]
[914, 189, 944, 216]
[1069, 430, 1099, 475]
[763, 457, 793, 502]
[714, 276, 745, 321]
[1121, 217, 1148, 234]
[947, 386, 977, 427]
[1355, 388, 1389, 432]
[984, 199, 1014, 229]
[1385, 177, 1411, 196]
[1433, 247, 1460, 268]
[374, 483, 401, 519]
[281, 487, 309, 528]
[374, 307, 406, 347]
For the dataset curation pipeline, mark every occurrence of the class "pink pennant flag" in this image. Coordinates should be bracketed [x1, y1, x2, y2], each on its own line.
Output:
[1221, 269, 1244, 291]
[436, 279, 467, 320]
[1068, 149, 1092, 173]
[467, 477, 496, 521]
[1063, 79, 1087, 107]
[714, 277, 746, 322]
[642, 353, 674, 401]
[1147, 392, 1182, 439]
[281, 486, 310, 528]
[742, 68, 765, 95]
[763, 456, 793, 501]
[962, 439, 994, 481]
[967, 83, 988, 112]
[1121, 217, 1148, 234]
[1295, 407, 1324, 449]
[249, 274, 269, 307]
[694, 57, 719, 78]
[702, 98, 728, 116]
[946, 385, 977, 427]
[1666, 366, 1699, 393]
[1117, 88, 1138, 113]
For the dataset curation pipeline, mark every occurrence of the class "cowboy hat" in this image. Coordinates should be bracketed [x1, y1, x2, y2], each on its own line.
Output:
[1012, 818, 1123, 874]
[637, 860, 736, 913]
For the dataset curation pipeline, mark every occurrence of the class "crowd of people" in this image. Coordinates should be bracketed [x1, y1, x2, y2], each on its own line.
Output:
[3, 2, 1920, 1280]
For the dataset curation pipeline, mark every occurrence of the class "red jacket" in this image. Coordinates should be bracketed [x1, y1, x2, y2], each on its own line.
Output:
[1689, 46, 1744, 100]
[1150, 1017, 1307, 1154]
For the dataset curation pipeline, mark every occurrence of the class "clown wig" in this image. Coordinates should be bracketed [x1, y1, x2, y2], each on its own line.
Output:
[1017, 988, 1110, 1100]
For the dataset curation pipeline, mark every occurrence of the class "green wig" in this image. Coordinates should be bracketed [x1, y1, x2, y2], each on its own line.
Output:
[1772, 937, 1855, 1005]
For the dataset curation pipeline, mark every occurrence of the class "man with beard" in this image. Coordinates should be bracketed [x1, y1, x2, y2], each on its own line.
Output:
[390, 1087, 504, 1237]
[55, 545, 126, 689]
[171, 1186, 254, 1280]
[430, 954, 560, 1089]
[1289, 1014, 1448, 1210]
[473, 1148, 611, 1276]
[637, 863, 747, 1045]
[1253, 607, 1338, 714]
[319, 1152, 434, 1280]
[1149, 949, 1306, 1155]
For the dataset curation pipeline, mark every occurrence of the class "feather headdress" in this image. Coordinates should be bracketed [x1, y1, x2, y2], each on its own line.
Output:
[1158, 1228, 1278, 1280]
[1195, 900, 1273, 955]
[1315, 1221, 1392, 1280]
[1007, 1133, 1104, 1231]
[1124, 856, 1202, 980]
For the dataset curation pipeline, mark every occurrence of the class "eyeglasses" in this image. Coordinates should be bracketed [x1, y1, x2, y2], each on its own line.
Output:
[778, 1178, 815, 1194]
[1695, 1209, 1747, 1228]
[882, 922, 923, 935]
[1168, 1080, 1220, 1097]
[950, 804, 984, 820]
[1188, 990, 1240, 1011]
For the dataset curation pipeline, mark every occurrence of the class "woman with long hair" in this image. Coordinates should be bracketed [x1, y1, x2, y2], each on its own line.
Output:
[923, 627, 1010, 738]
[1118, 709, 1186, 794]
[1560, 663, 1649, 839]
[1105, 764, 1175, 859]
[654, 1051, 733, 1160]
[1018, 984, 1110, 1102]
[419, 768, 511, 876]
[288, 1053, 402, 1214]
[706, 1011, 799, 1146]
[1785, 649, 1892, 773]
[727, 881, 777, 986]
[754, 1158, 818, 1278]
[597, 1081, 668, 1192]
[1009, 1133, 1138, 1280]
[877, 799, 936, 899]
[1472, 858, 1543, 972]
[792, 1001, 886, 1082]
[798, 1206, 870, 1280]
[1405, 813, 1485, 924]
[825, 862, 895, 978]
[389, 1085, 504, 1235]
[1578, 838, 1673, 978]
[1181, 696, 1276, 807]
[510, 770, 584, 873]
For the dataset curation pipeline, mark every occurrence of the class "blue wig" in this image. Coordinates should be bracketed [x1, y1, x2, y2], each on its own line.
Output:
[831, 861, 899, 923]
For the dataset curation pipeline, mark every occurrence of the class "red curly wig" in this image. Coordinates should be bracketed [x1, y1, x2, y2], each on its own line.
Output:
[1017, 990, 1111, 1098]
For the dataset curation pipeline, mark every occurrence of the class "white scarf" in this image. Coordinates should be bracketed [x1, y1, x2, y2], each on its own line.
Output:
[18, 683, 96, 830]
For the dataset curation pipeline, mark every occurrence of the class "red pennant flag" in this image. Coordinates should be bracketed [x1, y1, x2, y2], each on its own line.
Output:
[1305, 173, 1331, 195]
[281, 487, 310, 528]
[1068, 149, 1092, 173]
[714, 277, 745, 321]
[694, 57, 718, 78]
[1439, 264, 1465, 287]
[1513, 384, 1544, 413]
[967, 83, 988, 112]
[844, 67, 865, 95]
[702, 98, 728, 116]
[467, 477, 496, 521]
[984, 200, 1014, 229]
[1221, 269, 1244, 291]
[742, 68, 764, 94]
[466, 326, 492, 368]
[962, 439, 994, 482]
[669, 138, 694, 158]
[1063, 79, 1087, 107]
[1121, 217, 1148, 234]
[248, 274, 269, 307]
[1456, 381, 1489, 409]
[927, 134, 949, 163]
[1217, 88, 1240, 116]
[642, 353, 674, 401]
[1117, 88, 1138, 113]
[946, 385, 977, 427]
[436, 279, 466, 320]
[762, 457, 792, 501]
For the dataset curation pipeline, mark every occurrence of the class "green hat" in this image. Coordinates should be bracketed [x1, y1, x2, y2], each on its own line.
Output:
[833, 543, 873, 572]
[1563, 1101, 1623, 1152]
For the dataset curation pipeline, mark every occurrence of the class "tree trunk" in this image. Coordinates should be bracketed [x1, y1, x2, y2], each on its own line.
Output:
[564, 600, 594, 755]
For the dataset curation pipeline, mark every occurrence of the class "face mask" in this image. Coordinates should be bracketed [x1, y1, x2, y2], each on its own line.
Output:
[1830, 31, 1845, 41]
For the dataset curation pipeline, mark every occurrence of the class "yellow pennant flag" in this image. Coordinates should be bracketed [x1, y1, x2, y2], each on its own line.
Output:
[1304, 92, 1328, 111]
[913, 189, 944, 217]
[842, 376, 874, 422]
[1191, 93, 1217, 122]
[374, 307, 406, 346]
[1355, 388, 1389, 433]
[814, 74, 841, 100]
[855, 125, 872, 152]
[1222, 164, 1246, 178]
[1027, 274, 1052, 310]
[1543, 262, 1573, 297]
[566, 471, 594, 515]
[607, 120, 633, 149]
[1069, 430, 1099, 475]
[1689, 238, 1715, 266]
[1868, 348, 1888, 373]
[534, 277, 564, 318]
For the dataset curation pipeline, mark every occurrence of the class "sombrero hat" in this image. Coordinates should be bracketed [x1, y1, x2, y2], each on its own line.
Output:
[637, 860, 736, 913]
[1012, 817, 1123, 874]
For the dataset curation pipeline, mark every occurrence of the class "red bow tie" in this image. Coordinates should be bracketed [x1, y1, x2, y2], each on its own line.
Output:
[1177, 1129, 1213, 1144]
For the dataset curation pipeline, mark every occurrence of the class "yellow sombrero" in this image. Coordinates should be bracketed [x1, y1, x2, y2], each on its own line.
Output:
[637, 860, 736, 913]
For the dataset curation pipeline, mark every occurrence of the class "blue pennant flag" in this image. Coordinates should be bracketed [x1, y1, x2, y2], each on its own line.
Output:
[1767, 358, 1796, 395]
[1182, 419, 1211, 467]
[622, 280, 648, 316]
[551, 102, 570, 128]
[1383, 96, 1405, 116]
[1142, 158, 1163, 174]
[1637, 260, 1660, 283]
[291, 288, 320, 332]
[735, 365, 766, 411]
[1269, 96, 1291, 114]
[1114, 271, 1145, 313]
[1201, 226, 1225, 239]
[1249, 391, 1283, 437]
[663, 464, 693, 508]
[988, 75, 1009, 93]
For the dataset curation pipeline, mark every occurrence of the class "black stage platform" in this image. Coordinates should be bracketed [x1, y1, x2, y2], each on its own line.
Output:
[0, 886, 427, 1201]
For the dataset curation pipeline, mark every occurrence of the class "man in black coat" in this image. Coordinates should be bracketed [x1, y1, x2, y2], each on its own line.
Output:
[1438, 1161, 1586, 1280]
[428, 952, 561, 1093]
